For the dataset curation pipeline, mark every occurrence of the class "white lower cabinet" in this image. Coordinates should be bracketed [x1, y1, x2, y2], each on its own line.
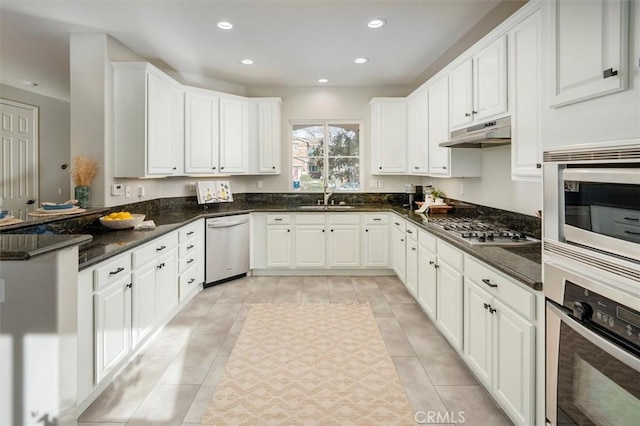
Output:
[417, 230, 437, 319]
[294, 215, 326, 268]
[132, 262, 157, 346]
[464, 256, 535, 426]
[362, 214, 389, 268]
[327, 215, 360, 268]
[390, 220, 407, 283]
[435, 250, 464, 350]
[178, 220, 205, 301]
[94, 274, 131, 383]
[404, 224, 418, 298]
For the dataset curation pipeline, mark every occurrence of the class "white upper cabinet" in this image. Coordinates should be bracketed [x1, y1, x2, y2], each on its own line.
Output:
[428, 77, 481, 178]
[248, 98, 282, 174]
[219, 96, 249, 174]
[113, 63, 184, 177]
[549, 0, 629, 107]
[449, 36, 508, 130]
[184, 89, 219, 174]
[509, 8, 542, 181]
[406, 89, 429, 175]
[370, 98, 407, 174]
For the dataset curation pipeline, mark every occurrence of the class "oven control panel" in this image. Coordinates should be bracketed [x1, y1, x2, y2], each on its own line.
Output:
[564, 281, 640, 348]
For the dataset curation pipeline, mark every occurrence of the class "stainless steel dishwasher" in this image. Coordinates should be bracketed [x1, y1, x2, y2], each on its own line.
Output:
[205, 214, 250, 285]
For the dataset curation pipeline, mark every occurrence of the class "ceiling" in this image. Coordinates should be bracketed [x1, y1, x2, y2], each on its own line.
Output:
[0, 0, 510, 101]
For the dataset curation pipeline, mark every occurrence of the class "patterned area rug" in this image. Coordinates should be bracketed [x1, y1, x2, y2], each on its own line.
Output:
[201, 303, 415, 425]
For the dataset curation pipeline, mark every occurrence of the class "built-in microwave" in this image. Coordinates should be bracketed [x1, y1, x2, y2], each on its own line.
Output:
[543, 141, 640, 267]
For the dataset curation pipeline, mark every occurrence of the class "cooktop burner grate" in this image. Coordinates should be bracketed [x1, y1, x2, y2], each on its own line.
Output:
[424, 217, 539, 246]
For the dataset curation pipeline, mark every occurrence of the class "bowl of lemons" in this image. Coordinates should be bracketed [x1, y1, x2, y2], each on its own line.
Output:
[99, 211, 145, 229]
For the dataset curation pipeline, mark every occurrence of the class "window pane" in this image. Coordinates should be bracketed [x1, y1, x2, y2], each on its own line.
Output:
[328, 124, 359, 157]
[328, 158, 360, 191]
[292, 124, 324, 157]
[293, 157, 324, 191]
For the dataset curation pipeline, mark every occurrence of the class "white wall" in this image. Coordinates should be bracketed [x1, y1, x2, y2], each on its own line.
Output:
[423, 145, 542, 216]
[1, 84, 70, 204]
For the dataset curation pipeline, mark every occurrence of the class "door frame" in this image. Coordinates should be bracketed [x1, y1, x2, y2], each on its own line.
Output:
[1, 98, 40, 215]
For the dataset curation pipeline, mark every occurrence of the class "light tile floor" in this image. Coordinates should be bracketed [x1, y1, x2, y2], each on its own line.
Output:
[78, 275, 511, 426]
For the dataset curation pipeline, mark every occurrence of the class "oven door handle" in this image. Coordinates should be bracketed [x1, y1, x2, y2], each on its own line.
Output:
[546, 302, 640, 371]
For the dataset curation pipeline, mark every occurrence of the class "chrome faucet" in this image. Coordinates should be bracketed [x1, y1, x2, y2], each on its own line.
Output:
[323, 183, 333, 206]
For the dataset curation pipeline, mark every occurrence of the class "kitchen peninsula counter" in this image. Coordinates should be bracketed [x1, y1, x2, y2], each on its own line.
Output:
[0, 202, 542, 290]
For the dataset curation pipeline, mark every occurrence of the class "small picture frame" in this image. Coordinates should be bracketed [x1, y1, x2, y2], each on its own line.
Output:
[196, 181, 233, 204]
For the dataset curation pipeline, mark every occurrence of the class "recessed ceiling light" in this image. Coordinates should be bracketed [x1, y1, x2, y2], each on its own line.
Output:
[241, 59, 254, 65]
[318, 78, 329, 83]
[367, 18, 386, 29]
[217, 21, 233, 30]
[354, 57, 369, 64]
[22, 81, 39, 87]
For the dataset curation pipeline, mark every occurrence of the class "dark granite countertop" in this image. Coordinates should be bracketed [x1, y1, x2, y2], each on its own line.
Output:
[1, 201, 542, 291]
[0, 234, 93, 260]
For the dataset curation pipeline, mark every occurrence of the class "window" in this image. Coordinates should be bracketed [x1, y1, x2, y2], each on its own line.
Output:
[291, 122, 361, 192]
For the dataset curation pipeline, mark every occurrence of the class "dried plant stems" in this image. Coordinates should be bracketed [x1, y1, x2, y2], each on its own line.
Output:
[71, 155, 99, 186]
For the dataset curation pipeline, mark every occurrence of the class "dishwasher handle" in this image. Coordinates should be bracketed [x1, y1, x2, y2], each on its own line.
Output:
[207, 218, 249, 229]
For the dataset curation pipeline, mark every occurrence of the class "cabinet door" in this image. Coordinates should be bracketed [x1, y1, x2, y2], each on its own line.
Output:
[132, 263, 156, 346]
[257, 101, 281, 173]
[405, 239, 418, 298]
[550, 0, 629, 107]
[407, 90, 429, 174]
[492, 298, 535, 426]
[219, 97, 249, 173]
[463, 279, 493, 387]
[428, 78, 451, 176]
[436, 260, 464, 350]
[147, 71, 182, 175]
[371, 100, 407, 174]
[363, 225, 389, 268]
[509, 9, 542, 181]
[94, 276, 131, 383]
[417, 246, 437, 319]
[474, 36, 508, 122]
[295, 225, 326, 268]
[156, 249, 178, 321]
[391, 227, 406, 283]
[185, 91, 219, 174]
[267, 225, 292, 268]
[448, 59, 473, 129]
[328, 225, 360, 268]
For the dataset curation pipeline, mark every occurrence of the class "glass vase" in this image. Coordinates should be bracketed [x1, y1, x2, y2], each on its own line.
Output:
[74, 186, 90, 208]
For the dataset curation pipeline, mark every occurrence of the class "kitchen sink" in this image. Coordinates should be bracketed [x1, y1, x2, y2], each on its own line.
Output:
[297, 205, 356, 210]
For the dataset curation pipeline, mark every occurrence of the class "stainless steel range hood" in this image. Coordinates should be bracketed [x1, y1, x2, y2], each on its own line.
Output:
[440, 116, 511, 148]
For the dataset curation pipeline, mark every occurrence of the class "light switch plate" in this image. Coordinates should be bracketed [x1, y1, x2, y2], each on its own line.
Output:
[111, 184, 124, 196]
[125, 186, 131, 198]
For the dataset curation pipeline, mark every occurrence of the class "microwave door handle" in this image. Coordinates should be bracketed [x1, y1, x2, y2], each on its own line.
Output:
[546, 302, 640, 371]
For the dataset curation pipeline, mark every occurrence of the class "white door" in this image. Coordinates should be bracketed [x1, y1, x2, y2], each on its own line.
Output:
[147, 71, 180, 175]
[219, 97, 248, 173]
[184, 91, 219, 174]
[391, 227, 406, 283]
[295, 225, 326, 268]
[448, 59, 473, 129]
[436, 259, 464, 350]
[417, 246, 437, 319]
[371, 101, 407, 174]
[428, 78, 451, 176]
[463, 279, 493, 387]
[473, 36, 508, 122]
[155, 249, 178, 321]
[0, 99, 38, 219]
[267, 225, 292, 268]
[406, 90, 429, 174]
[132, 264, 157, 346]
[327, 225, 360, 268]
[257, 101, 280, 173]
[405, 239, 418, 298]
[363, 225, 389, 267]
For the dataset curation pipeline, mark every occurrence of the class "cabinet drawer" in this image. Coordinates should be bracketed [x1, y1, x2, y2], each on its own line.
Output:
[267, 214, 291, 225]
[418, 229, 437, 253]
[405, 223, 418, 241]
[295, 214, 325, 225]
[179, 268, 199, 302]
[362, 214, 388, 225]
[179, 240, 198, 258]
[465, 255, 535, 320]
[179, 251, 198, 274]
[132, 232, 179, 269]
[328, 214, 360, 225]
[437, 240, 463, 271]
[179, 221, 201, 243]
[391, 218, 406, 233]
[93, 253, 131, 291]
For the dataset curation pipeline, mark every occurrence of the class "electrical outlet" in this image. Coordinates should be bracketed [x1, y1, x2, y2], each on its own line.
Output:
[189, 182, 197, 192]
[459, 183, 464, 195]
[137, 185, 145, 197]
[125, 186, 131, 198]
[257, 180, 263, 189]
[369, 180, 378, 189]
[378, 180, 384, 189]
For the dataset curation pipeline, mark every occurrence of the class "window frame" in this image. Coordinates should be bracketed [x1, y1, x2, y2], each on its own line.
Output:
[290, 119, 364, 193]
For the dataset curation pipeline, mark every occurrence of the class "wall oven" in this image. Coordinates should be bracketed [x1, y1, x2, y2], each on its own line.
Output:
[545, 261, 640, 426]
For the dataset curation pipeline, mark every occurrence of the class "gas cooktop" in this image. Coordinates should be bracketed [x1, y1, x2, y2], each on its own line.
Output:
[424, 217, 540, 246]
